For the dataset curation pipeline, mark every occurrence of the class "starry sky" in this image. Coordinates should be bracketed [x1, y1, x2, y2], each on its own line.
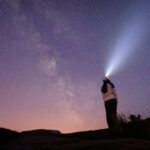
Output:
[0, 0, 150, 133]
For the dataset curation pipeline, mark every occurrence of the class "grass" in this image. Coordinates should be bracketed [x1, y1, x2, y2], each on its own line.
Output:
[116, 114, 150, 139]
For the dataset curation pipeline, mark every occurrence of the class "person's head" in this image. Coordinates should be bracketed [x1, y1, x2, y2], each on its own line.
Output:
[101, 77, 115, 93]
[103, 76, 108, 82]
[101, 77, 108, 93]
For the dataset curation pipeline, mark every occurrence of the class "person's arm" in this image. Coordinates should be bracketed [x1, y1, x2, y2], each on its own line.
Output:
[112, 88, 118, 100]
[101, 92, 105, 100]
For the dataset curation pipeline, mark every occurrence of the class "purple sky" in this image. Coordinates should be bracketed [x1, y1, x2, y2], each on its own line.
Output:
[0, 0, 150, 133]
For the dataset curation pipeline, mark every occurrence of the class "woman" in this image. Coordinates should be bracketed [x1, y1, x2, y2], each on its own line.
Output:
[101, 77, 118, 129]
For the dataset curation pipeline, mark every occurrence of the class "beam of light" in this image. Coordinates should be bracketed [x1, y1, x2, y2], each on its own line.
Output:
[105, 7, 147, 77]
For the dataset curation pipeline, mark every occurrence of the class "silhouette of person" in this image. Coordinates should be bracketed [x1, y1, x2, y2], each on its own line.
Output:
[101, 77, 118, 129]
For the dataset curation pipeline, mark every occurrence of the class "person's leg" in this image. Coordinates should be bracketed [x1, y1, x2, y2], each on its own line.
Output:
[110, 99, 118, 128]
[105, 101, 113, 129]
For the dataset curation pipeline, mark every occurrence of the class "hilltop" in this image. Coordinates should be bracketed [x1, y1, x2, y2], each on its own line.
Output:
[0, 126, 150, 150]
[1, 115, 150, 149]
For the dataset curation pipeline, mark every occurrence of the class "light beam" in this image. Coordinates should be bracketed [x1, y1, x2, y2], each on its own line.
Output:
[105, 5, 147, 77]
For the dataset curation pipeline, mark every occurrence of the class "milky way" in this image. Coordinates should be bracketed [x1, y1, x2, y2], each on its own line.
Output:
[0, 0, 150, 133]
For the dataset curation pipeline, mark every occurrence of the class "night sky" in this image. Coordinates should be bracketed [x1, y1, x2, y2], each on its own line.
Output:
[0, 0, 150, 133]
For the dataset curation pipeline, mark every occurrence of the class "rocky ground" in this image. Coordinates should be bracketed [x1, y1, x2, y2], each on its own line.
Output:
[0, 128, 150, 150]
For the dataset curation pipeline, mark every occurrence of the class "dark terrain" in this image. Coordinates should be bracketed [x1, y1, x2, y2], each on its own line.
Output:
[0, 126, 150, 150]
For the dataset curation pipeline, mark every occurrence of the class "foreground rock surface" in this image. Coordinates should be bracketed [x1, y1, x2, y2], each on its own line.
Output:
[0, 128, 150, 150]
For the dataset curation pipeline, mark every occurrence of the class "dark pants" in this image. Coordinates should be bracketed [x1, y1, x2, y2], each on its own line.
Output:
[104, 99, 117, 129]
